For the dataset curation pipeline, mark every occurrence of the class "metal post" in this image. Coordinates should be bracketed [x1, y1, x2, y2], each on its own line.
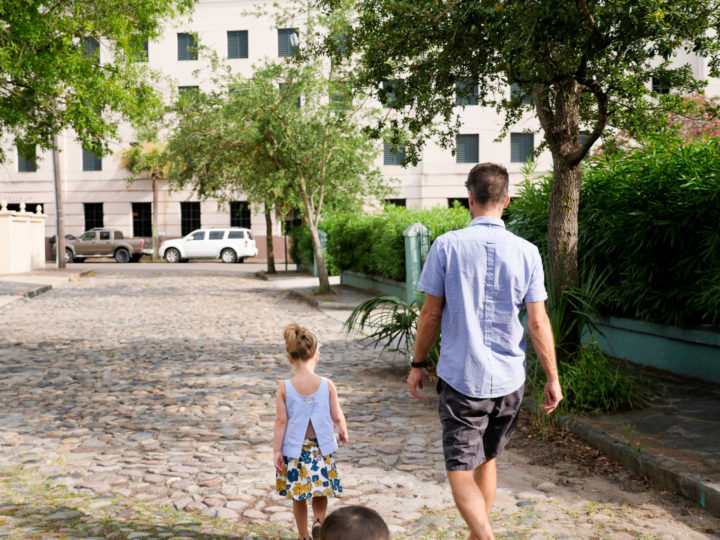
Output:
[52, 134, 66, 269]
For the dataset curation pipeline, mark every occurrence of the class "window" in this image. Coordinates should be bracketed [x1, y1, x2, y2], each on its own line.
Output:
[17, 142, 37, 172]
[228, 230, 246, 239]
[227, 30, 248, 59]
[6, 203, 44, 213]
[381, 80, 399, 108]
[177, 33, 198, 61]
[209, 230, 224, 240]
[511, 83, 533, 105]
[384, 143, 406, 166]
[82, 148, 102, 171]
[133, 38, 149, 62]
[331, 81, 351, 111]
[511, 133, 534, 162]
[278, 28, 299, 57]
[132, 202, 152, 237]
[190, 230, 205, 240]
[448, 198, 470, 209]
[80, 231, 97, 241]
[84, 203, 104, 231]
[455, 80, 478, 106]
[99, 231, 111, 240]
[181, 201, 201, 236]
[83, 37, 100, 63]
[385, 198, 406, 207]
[456, 134, 479, 163]
[179, 85, 199, 98]
[652, 76, 670, 95]
[278, 83, 301, 108]
[230, 201, 251, 228]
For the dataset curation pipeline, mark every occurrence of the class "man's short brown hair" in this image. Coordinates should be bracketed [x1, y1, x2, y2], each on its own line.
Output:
[465, 162, 509, 207]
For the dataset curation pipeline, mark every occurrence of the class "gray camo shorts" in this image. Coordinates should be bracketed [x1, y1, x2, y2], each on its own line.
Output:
[437, 379, 524, 471]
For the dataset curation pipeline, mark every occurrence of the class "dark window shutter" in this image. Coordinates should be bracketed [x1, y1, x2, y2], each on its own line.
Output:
[455, 80, 478, 106]
[384, 143, 406, 166]
[511, 133, 534, 162]
[177, 33, 198, 61]
[17, 142, 37, 172]
[227, 31, 249, 59]
[82, 148, 102, 171]
[456, 135, 479, 163]
[278, 29, 299, 57]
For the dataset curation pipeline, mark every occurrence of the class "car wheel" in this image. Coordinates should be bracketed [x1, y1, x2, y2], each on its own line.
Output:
[221, 248, 237, 264]
[164, 248, 180, 263]
[65, 248, 74, 263]
[236, 257, 245, 263]
[114, 248, 130, 263]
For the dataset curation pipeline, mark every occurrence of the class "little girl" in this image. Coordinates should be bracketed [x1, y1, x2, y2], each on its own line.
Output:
[274, 323, 348, 540]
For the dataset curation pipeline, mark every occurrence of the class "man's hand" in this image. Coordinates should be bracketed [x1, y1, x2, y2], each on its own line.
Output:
[407, 367, 425, 400]
[540, 379, 563, 415]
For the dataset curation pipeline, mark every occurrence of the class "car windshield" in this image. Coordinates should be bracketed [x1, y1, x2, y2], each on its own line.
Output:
[80, 232, 96, 241]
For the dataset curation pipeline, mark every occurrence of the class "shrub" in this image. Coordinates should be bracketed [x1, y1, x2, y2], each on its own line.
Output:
[507, 136, 720, 328]
[292, 203, 471, 281]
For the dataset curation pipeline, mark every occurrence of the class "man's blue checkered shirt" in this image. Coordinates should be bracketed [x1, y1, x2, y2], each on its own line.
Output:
[417, 216, 547, 398]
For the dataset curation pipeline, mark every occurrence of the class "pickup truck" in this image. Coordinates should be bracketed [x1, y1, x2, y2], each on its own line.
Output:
[52, 228, 148, 263]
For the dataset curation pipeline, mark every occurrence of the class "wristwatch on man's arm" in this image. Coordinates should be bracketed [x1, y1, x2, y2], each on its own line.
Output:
[409, 358, 428, 369]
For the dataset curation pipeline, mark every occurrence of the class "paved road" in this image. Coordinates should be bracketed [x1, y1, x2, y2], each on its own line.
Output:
[0, 270, 717, 539]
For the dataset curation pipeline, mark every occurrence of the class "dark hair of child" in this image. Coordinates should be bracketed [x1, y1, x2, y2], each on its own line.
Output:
[283, 323, 318, 361]
[320, 505, 390, 540]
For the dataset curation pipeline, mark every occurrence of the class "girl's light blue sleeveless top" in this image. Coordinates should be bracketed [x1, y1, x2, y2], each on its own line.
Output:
[281, 377, 338, 459]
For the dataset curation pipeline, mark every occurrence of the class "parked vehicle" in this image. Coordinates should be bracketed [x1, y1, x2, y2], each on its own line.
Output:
[159, 228, 258, 263]
[51, 228, 148, 263]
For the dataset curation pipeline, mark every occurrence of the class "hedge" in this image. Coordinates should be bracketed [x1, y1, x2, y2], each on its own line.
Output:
[290, 203, 471, 281]
[506, 136, 720, 328]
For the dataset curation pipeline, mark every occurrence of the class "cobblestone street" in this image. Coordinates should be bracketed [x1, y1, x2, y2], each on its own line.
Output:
[0, 270, 717, 539]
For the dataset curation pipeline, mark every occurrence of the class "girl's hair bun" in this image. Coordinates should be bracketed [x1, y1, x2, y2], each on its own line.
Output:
[284, 323, 318, 361]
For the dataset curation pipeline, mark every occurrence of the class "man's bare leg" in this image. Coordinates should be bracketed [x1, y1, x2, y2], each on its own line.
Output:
[447, 468, 496, 540]
[474, 458, 497, 516]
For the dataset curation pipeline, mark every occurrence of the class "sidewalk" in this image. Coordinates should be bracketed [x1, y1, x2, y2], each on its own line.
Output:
[3, 266, 719, 519]
[258, 270, 720, 518]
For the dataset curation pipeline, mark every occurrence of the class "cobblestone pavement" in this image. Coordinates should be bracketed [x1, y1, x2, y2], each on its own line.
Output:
[0, 272, 718, 539]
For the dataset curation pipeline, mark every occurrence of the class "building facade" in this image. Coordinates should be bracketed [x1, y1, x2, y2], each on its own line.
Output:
[1, 0, 717, 260]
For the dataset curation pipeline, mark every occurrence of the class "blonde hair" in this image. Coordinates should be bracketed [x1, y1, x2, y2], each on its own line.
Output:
[283, 323, 318, 361]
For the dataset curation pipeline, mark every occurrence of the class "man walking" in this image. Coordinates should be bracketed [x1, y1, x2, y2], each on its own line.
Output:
[407, 162, 562, 540]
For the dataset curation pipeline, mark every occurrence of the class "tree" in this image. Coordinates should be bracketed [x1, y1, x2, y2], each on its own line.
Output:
[0, 0, 195, 267]
[321, 0, 720, 294]
[165, 61, 393, 291]
[121, 132, 168, 261]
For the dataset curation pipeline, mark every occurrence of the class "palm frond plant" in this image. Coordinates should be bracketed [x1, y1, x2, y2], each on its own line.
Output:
[344, 295, 441, 367]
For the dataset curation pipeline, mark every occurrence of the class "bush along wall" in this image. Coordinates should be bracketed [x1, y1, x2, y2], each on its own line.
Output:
[291, 203, 471, 281]
[506, 135, 720, 329]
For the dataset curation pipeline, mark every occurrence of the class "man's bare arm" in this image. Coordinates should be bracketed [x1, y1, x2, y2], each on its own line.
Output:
[407, 293, 444, 400]
[526, 301, 563, 414]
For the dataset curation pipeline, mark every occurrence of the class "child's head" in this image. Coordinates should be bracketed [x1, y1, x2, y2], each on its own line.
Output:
[283, 323, 319, 362]
[320, 505, 390, 540]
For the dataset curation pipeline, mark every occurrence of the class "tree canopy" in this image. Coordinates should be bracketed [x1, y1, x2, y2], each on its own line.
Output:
[165, 60, 394, 290]
[322, 0, 720, 321]
[0, 0, 195, 157]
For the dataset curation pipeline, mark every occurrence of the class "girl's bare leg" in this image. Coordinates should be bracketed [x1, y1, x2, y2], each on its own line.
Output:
[293, 499, 309, 539]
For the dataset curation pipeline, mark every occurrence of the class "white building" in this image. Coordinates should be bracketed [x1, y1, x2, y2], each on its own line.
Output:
[1, 0, 716, 260]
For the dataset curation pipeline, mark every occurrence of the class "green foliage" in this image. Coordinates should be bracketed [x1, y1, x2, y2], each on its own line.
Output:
[526, 344, 656, 416]
[295, 203, 471, 281]
[0, 0, 195, 157]
[507, 136, 720, 328]
[344, 295, 440, 368]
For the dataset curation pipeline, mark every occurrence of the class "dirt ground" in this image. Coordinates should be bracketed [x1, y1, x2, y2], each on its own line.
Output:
[503, 409, 720, 538]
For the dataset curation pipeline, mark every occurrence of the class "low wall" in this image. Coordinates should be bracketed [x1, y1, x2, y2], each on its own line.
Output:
[0, 202, 47, 274]
[589, 317, 720, 383]
[340, 270, 406, 300]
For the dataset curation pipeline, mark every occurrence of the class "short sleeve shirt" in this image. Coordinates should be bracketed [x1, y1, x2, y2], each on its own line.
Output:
[417, 216, 547, 398]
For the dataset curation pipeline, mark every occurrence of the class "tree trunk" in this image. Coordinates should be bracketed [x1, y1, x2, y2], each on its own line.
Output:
[547, 156, 581, 291]
[152, 174, 159, 262]
[264, 203, 276, 274]
[52, 134, 66, 269]
[308, 221, 331, 293]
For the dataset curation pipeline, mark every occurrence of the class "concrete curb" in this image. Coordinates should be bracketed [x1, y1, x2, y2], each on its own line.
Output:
[285, 288, 361, 311]
[522, 397, 719, 517]
[558, 415, 720, 518]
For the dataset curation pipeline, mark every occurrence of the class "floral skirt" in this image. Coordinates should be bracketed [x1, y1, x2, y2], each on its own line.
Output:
[276, 438, 343, 500]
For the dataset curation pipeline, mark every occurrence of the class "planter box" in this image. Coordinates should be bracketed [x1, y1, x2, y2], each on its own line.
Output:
[340, 270, 407, 300]
[590, 317, 720, 383]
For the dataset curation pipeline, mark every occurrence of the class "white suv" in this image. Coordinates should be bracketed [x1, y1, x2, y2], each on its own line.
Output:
[160, 228, 258, 263]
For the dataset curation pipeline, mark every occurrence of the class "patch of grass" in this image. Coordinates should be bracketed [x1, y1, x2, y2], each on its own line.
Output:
[526, 343, 659, 418]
